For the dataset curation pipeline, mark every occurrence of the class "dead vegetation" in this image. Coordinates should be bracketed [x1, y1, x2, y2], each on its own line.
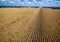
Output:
[0, 8, 60, 42]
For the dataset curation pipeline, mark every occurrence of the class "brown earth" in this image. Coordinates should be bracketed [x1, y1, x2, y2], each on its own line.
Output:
[0, 8, 60, 42]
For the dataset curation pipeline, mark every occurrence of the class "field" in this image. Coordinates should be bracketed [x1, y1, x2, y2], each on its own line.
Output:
[0, 8, 60, 42]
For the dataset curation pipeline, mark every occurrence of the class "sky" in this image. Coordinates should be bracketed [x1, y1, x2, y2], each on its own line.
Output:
[0, 0, 60, 7]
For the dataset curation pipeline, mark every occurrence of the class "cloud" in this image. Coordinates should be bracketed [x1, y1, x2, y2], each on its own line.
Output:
[21, 2, 24, 5]
[27, 1, 32, 4]
[0, 0, 6, 2]
[8, 1, 15, 4]
[0, 0, 60, 7]
[41, 0, 60, 7]
[33, 0, 37, 3]
[24, 1, 32, 5]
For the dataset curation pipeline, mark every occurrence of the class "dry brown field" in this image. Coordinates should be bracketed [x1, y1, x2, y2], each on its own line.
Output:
[0, 8, 60, 42]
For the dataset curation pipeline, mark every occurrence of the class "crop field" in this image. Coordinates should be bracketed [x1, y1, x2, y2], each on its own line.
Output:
[0, 8, 60, 42]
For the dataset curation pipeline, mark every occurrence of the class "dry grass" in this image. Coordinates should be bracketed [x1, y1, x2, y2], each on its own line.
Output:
[0, 8, 40, 42]
[41, 8, 60, 42]
[0, 8, 60, 42]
